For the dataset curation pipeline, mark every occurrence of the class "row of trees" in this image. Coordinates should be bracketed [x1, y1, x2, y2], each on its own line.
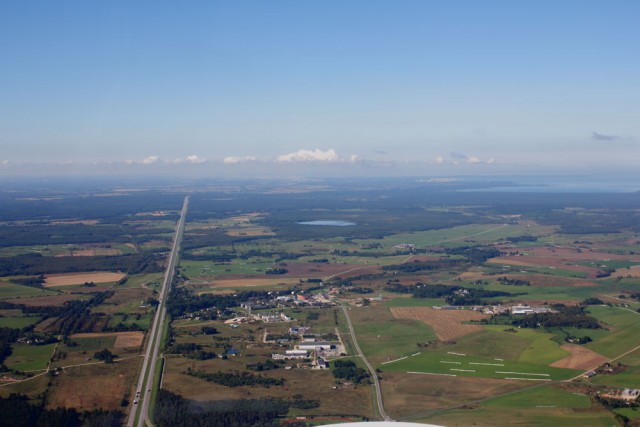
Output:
[0, 393, 122, 426]
[185, 368, 285, 387]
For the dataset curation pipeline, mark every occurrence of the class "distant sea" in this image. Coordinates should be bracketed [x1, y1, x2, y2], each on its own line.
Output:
[465, 175, 640, 193]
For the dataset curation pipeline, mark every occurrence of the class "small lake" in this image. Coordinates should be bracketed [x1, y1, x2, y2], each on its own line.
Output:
[297, 220, 356, 226]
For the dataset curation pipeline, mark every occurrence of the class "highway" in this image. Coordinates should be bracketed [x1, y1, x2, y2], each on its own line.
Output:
[341, 304, 392, 421]
[127, 196, 189, 427]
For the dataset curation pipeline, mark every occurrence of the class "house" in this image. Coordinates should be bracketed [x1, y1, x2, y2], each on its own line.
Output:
[511, 305, 534, 315]
[225, 348, 240, 357]
[298, 341, 333, 351]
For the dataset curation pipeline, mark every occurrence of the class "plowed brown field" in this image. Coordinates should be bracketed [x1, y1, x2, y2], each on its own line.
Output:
[44, 272, 126, 287]
[390, 307, 488, 341]
[550, 344, 608, 370]
[69, 331, 144, 348]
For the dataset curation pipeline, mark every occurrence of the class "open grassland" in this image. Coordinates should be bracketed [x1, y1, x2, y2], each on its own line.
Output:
[70, 332, 144, 349]
[201, 277, 301, 289]
[348, 306, 436, 365]
[380, 326, 579, 381]
[226, 226, 275, 236]
[47, 356, 141, 412]
[179, 258, 274, 278]
[0, 281, 58, 299]
[0, 243, 134, 257]
[9, 293, 92, 306]
[381, 348, 578, 380]
[356, 223, 540, 249]
[585, 305, 640, 357]
[118, 272, 164, 289]
[163, 357, 375, 420]
[389, 307, 488, 341]
[0, 371, 51, 399]
[94, 286, 154, 315]
[44, 271, 126, 287]
[0, 316, 41, 329]
[381, 372, 530, 419]
[5, 343, 56, 371]
[417, 383, 613, 427]
[591, 347, 640, 388]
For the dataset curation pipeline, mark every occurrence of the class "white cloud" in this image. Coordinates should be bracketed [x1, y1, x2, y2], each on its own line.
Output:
[349, 154, 360, 163]
[224, 156, 257, 164]
[434, 155, 445, 164]
[142, 155, 159, 164]
[486, 157, 495, 164]
[1, 160, 9, 166]
[466, 156, 481, 164]
[186, 155, 205, 164]
[277, 148, 340, 163]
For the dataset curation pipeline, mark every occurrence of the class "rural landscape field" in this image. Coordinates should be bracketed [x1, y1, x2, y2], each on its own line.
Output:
[0, 177, 639, 426]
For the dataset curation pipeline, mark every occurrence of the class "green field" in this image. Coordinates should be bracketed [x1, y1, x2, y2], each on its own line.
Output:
[0, 316, 41, 329]
[417, 384, 614, 427]
[381, 347, 578, 380]
[5, 343, 57, 371]
[380, 325, 578, 381]
[108, 313, 153, 330]
[354, 317, 436, 365]
[586, 306, 640, 357]
[68, 336, 117, 352]
[0, 281, 58, 299]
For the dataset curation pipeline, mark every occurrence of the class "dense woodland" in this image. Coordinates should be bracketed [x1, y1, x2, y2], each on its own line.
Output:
[0, 394, 122, 427]
[0, 253, 163, 276]
[153, 390, 288, 427]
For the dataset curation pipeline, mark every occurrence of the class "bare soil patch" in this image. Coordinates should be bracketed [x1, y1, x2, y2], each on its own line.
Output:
[69, 332, 145, 349]
[614, 265, 640, 278]
[550, 344, 608, 370]
[390, 307, 488, 341]
[44, 272, 125, 287]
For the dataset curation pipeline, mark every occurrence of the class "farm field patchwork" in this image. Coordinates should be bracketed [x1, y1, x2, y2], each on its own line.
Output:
[389, 306, 488, 341]
[44, 271, 126, 287]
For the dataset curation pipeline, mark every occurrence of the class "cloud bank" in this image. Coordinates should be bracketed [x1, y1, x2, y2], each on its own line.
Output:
[277, 148, 340, 163]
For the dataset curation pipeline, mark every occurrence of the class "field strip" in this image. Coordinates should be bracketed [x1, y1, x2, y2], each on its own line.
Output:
[567, 342, 640, 381]
[411, 352, 420, 356]
[326, 266, 374, 280]
[450, 368, 475, 372]
[496, 371, 550, 376]
[381, 356, 408, 365]
[0, 355, 142, 387]
[399, 224, 509, 264]
[447, 351, 466, 356]
[536, 406, 557, 408]
[440, 361, 462, 364]
[504, 377, 551, 381]
[408, 371, 457, 377]
[470, 362, 504, 366]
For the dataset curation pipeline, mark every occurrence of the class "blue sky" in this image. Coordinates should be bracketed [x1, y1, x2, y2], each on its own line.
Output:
[1, 1, 638, 176]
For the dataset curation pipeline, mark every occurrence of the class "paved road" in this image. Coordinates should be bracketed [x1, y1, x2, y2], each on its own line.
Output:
[127, 196, 189, 427]
[341, 305, 392, 421]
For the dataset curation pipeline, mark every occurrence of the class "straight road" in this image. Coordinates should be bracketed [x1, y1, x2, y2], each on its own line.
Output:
[341, 305, 392, 421]
[127, 196, 189, 427]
